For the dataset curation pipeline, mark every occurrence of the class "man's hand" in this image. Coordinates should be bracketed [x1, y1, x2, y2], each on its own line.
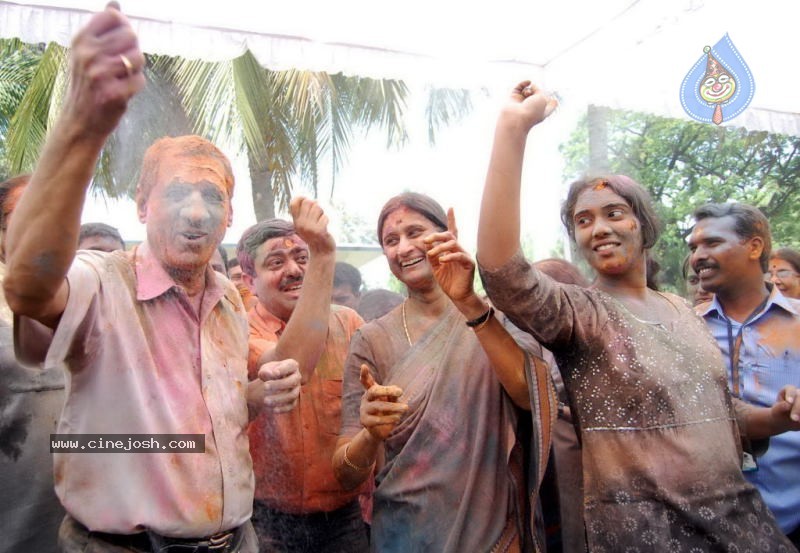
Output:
[63, 2, 145, 140]
[770, 385, 800, 433]
[359, 364, 407, 442]
[289, 197, 335, 256]
[1, 3, 144, 326]
[250, 358, 301, 414]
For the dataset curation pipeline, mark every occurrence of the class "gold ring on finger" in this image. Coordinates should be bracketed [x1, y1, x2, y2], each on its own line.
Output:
[119, 54, 134, 77]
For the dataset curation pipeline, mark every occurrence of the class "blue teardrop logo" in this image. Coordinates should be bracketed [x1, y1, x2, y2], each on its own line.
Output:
[680, 34, 755, 125]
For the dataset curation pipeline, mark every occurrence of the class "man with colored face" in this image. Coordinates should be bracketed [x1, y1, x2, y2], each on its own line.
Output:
[3, 6, 299, 552]
[689, 202, 800, 546]
[236, 211, 369, 553]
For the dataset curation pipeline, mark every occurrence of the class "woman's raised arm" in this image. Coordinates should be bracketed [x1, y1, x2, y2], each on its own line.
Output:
[477, 81, 557, 271]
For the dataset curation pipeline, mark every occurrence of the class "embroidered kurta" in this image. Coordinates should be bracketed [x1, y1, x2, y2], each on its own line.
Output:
[481, 250, 795, 552]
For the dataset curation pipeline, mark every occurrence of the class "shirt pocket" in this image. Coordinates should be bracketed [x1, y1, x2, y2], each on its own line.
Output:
[749, 346, 798, 406]
[318, 378, 344, 435]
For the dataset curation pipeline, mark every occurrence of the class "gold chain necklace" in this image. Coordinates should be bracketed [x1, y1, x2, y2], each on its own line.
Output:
[401, 300, 412, 347]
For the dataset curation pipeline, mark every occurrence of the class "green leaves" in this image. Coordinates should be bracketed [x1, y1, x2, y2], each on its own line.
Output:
[2, 41, 66, 175]
[157, 53, 416, 217]
[562, 108, 800, 291]
[2, 40, 471, 220]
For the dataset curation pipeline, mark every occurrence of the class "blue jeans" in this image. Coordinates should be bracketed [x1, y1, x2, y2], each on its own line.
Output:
[251, 499, 368, 553]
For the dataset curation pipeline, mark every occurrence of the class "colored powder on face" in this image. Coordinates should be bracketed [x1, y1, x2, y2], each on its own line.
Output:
[139, 137, 235, 202]
[156, 155, 229, 195]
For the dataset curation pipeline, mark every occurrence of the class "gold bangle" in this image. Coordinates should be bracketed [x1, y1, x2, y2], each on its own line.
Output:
[343, 442, 374, 472]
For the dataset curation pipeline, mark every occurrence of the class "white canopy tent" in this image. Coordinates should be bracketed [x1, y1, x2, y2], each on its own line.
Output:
[1, 0, 798, 278]
[2, 0, 798, 135]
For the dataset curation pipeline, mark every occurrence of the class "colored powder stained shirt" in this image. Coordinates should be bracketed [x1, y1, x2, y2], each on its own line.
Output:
[0, 262, 65, 553]
[480, 250, 795, 552]
[698, 287, 800, 534]
[14, 243, 253, 538]
[340, 302, 555, 553]
[247, 302, 367, 513]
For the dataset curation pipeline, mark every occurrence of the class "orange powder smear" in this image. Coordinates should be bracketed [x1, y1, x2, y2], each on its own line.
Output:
[757, 324, 797, 353]
[204, 497, 222, 522]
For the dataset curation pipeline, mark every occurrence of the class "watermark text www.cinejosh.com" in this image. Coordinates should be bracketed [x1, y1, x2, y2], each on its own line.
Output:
[50, 434, 205, 453]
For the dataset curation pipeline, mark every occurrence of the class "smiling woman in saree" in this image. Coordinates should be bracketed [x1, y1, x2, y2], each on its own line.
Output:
[332, 192, 555, 553]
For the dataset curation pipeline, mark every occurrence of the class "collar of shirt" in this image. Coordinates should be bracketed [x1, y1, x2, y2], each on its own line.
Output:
[253, 301, 286, 337]
[133, 241, 225, 307]
[698, 284, 798, 324]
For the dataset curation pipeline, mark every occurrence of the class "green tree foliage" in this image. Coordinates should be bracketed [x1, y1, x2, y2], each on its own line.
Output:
[330, 200, 378, 246]
[561, 108, 800, 292]
[1, 38, 471, 221]
[0, 39, 55, 181]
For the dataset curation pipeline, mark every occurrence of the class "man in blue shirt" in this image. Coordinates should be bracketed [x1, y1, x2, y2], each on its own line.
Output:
[689, 202, 800, 546]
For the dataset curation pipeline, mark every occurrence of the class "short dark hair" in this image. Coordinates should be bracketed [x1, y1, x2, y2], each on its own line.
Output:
[226, 257, 240, 270]
[560, 175, 662, 250]
[236, 219, 295, 277]
[693, 202, 772, 271]
[377, 192, 447, 246]
[78, 222, 125, 249]
[334, 262, 362, 294]
[0, 174, 31, 227]
[771, 247, 800, 274]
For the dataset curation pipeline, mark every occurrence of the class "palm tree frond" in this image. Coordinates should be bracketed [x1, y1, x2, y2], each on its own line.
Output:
[424, 87, 472, 145]
[6, 42, 67, 173]
[2, 41, 471, 215]
[0, 39, 43, 131]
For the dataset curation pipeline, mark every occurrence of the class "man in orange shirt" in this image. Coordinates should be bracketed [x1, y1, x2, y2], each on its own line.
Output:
[237, 203, 369, 552]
